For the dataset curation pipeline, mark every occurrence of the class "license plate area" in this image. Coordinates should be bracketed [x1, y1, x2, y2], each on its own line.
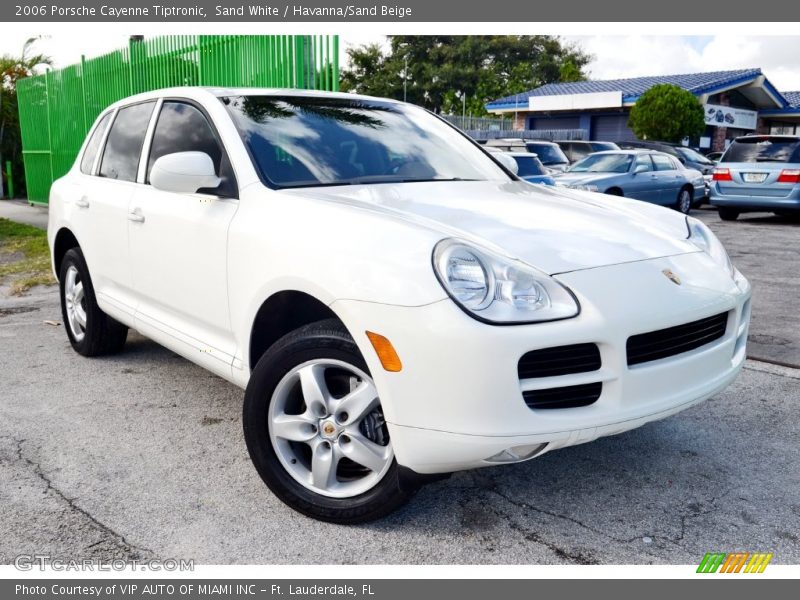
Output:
[743, 172, 768, 183]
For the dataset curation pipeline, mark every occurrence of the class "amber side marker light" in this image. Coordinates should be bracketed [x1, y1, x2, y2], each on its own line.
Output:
[366, 331, 403, 372]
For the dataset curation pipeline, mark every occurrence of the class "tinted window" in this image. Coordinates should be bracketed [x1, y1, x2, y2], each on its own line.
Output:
[722, 137, 800, 163]
[511, 155, 547, 177]
[569, 144, 590, 161]
[651, 154, 675, 171]
[634, 154, 653, 172]
[99, 102, 155, 182]
[569, 153, 633, 174]
[675, 146, 713, 165]
[590, 142, 618, 152]
[524, 143, 569, 166]
[222, 95, 508, 188]
[80, 112, 112, 175]
[146, 102, 235, 197]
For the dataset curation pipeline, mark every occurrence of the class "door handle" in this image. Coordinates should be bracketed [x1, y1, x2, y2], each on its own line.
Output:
[128, 209, 145, 224]
[75, 197, 90, 209]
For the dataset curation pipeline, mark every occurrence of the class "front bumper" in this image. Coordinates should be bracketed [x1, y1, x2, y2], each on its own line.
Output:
[332, 252, 751, 474]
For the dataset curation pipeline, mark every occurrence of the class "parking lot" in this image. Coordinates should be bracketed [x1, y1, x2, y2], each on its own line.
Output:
[1, 209, 798, 565]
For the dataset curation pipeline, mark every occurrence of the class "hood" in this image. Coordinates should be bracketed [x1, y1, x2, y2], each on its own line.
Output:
[283, 180, 696, 275]
[553, 171, 622, 186]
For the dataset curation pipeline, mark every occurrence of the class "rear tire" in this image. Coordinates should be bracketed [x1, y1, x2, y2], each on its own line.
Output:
[243, 319, 414, 523]
[59, 248, 128, 357]
[675, 188, 693, 214]
[718, 207, 740, 221]
[605, 188, 623, 196]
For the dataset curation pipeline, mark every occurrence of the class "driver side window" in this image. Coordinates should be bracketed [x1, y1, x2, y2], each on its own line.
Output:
[146, 101, 237, 198]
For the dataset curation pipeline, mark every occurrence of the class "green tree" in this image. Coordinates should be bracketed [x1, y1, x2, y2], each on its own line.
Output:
[627, 83, 706, 144]
[340, 36, 590, 116]
[1, 37, 52, 198]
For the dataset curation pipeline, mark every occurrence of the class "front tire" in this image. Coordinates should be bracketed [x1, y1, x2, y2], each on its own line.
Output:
[59, 248, 128, 356]
[243, 319, 413, 523]
[718, 207, 740, 221]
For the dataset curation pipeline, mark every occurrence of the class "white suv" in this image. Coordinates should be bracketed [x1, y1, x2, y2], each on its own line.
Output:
[49, 87, 751, 523]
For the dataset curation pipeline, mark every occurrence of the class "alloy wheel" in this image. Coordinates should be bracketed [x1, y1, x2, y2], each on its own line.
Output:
[268, 359, 393, 498]
[64, 265, 87, 342]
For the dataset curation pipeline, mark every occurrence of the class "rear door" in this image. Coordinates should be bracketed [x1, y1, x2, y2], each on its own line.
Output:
[650, 153, 683, 204]
[128, 100, 240, 377]
[72, 102, 156, 320]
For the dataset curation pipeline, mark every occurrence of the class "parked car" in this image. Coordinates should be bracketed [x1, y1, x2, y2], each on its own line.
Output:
[49, 88, 750, 523]
[555, 140, 620, 164]
[618, 140, 716, 176]
[485, 138, 570, 172]
[506, 152, 556, 185]
[705, 151, 724, 163]
[709, 134, 800, 220]
[555, 150, 705, 213]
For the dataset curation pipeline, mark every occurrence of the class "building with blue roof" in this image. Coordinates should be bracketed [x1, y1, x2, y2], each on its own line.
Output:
[485, 69, 799, 151]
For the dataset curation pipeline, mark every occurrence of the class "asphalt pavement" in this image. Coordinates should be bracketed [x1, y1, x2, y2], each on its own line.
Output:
[0, 205, 798, 565]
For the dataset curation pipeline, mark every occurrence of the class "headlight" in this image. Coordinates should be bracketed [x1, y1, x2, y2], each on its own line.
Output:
[568, 184, 598, 192]
[432, 239, 580, 324]
[686, 217, 733, 276]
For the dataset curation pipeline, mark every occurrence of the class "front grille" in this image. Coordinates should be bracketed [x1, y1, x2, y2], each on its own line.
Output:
[626, 312, 728, 367]
[523, 382, 602, 410]
[518, 343, 601, 379]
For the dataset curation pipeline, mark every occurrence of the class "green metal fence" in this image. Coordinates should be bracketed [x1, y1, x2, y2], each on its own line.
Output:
[17, 35, 340, 204]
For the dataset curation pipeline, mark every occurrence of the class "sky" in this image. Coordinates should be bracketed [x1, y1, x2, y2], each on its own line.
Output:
[2, 33, 800, 93]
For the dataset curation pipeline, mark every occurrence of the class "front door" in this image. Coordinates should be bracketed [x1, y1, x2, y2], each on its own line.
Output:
[128, 101, 240, 376]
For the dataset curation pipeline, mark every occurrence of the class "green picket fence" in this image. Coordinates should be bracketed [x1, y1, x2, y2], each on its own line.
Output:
[17, 35, 340, 204]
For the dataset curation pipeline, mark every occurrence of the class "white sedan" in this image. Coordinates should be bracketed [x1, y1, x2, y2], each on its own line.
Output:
[48, 87, 751, 523]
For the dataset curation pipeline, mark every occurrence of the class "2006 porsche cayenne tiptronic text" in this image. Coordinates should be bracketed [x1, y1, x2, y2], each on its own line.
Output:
[49, 88, 751, 523]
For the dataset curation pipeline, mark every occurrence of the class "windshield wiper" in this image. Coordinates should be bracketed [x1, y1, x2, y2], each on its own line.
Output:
[345, 176, 479, 185]
[279, 181, 355, 189]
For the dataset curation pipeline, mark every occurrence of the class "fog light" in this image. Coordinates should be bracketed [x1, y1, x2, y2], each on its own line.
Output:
[485, 443, 547, 464]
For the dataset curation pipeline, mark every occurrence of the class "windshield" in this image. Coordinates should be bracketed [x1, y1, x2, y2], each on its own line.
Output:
[524, 143, 569, 165]
[722, 137, 800, 163]
[221, 95, 509, 188]
[512, 155, 547, 177]
[568, 153, 633, 173]
[675, 146, 713, 165]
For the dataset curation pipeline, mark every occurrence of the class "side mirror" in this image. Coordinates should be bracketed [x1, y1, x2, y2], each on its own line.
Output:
[150, 152, 221, 194]
[633, 164, 649, 174]
[494, 152, 519, 175]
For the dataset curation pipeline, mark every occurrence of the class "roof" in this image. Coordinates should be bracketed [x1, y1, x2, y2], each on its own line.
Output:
[487, 68, 768, 110]
[102, 86, 396, 110]
[782, 91, 800, 108]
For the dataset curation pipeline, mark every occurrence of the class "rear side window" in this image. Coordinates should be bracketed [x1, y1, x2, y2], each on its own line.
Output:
[99, 101, 155, 182]
[651, 154, 675, 171]
[80, 112, 112, 175]
[512, 156, 547, 177]
[525, 143, 568, 165]
[634, 154, 653, 172]
[723, 137, 800, 163]
[146, 101, 236, 197]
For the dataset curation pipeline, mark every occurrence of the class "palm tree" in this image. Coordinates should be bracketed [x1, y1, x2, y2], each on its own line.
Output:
[1, 37, 52, 198]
